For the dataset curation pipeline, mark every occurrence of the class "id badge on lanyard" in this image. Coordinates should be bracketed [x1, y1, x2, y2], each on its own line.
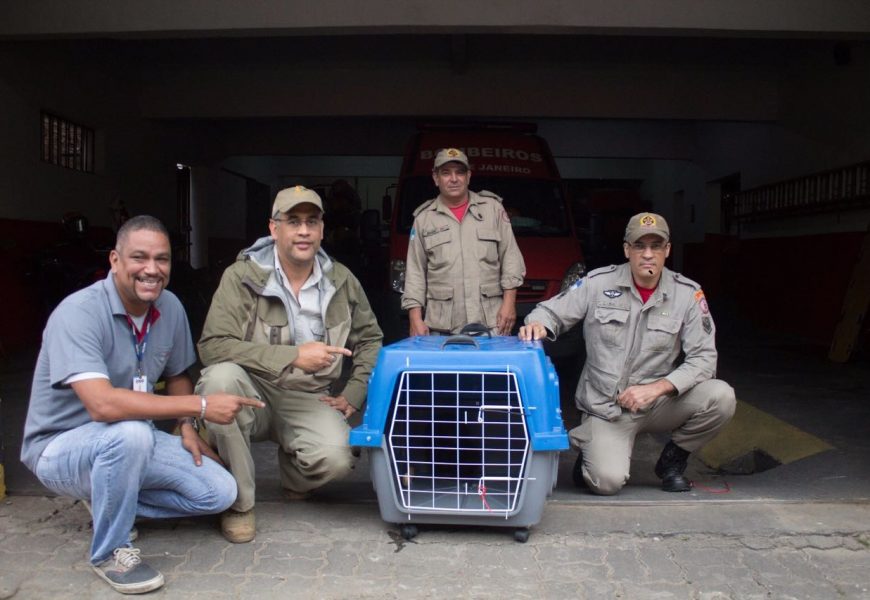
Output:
[127, 308, 152, 392]
[133, 375, 148, 392]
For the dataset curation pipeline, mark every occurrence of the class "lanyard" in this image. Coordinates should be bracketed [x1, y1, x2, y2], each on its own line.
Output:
[125, 307, 153, 377]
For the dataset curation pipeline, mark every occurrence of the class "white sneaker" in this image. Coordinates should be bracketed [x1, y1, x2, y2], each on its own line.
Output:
[92, 547, 164, 594]
[81, 500, 138, 542]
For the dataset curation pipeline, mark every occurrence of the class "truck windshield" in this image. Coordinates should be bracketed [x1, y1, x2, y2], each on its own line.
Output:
[396, 176, 570, 237]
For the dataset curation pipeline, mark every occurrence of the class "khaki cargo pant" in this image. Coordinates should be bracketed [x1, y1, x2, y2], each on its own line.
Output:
[569, 378, 736, 496]
[195, 362, 353, 512]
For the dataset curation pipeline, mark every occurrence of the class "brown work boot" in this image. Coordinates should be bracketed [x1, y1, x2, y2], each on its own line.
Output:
[220, 509, 255, 543]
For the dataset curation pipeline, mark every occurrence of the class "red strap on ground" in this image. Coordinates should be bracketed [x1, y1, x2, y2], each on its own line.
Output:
[689, 480, 732, 494]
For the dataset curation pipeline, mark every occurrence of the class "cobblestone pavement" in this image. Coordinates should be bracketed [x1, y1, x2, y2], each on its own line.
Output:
[0, 495, 867, 599]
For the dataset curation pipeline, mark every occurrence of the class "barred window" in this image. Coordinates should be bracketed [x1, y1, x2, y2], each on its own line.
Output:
[41, 112, 94, 173]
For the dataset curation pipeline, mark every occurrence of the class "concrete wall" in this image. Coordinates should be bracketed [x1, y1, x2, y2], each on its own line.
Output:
[0, 31, 867, 268]
[0, 43, 178, 228]
[128, 35, 782, 122]
[0, 8, 867, 236]
[3, 1, 869, 37]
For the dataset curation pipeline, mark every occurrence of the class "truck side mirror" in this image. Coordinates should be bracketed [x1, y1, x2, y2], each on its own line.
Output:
[360, 209, 381, 243]
[382, 195, 393, 222]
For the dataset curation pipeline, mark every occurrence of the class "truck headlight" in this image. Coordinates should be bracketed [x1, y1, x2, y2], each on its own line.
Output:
[559, 262, 587, 293]
[390, 259, 406, 293]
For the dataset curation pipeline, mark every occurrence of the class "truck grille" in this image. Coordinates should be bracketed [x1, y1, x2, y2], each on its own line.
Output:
[516, 279, 550, 303]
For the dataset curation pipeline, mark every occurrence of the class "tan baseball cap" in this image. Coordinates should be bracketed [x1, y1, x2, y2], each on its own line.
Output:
[433, 148, 470, 170]
[624, 212, 670, 243]
[272, 186, 324, 217]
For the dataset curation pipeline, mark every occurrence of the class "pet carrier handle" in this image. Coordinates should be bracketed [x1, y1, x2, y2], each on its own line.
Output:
[458, 323, 492, 338]
[441, 335, 480, 349]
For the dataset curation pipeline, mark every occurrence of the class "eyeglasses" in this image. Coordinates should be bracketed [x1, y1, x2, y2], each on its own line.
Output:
[628, 241, 667, 252]
[273, 217, 322, 230]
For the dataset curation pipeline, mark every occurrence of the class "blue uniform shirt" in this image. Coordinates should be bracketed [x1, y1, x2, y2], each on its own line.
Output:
[20, 274, 196, 471]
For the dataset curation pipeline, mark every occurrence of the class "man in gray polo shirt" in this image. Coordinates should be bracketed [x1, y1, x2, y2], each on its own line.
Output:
[21, 215, 263, 595]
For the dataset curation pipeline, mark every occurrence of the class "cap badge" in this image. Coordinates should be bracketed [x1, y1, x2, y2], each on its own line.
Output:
[640, 214, 657, 228]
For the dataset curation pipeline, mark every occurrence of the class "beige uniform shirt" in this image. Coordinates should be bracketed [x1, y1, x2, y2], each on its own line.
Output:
[401, 190, 525, 333]
[525, 263, 718, 420]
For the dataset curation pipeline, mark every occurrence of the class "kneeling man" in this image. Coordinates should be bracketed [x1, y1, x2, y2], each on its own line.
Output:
[520, 213, 735, 495]
[197, 186, 383, 543]
[21, 215, 261, 594]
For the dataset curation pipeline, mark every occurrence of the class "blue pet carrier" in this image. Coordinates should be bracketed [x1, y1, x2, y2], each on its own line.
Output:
[350, 333, 569, 542]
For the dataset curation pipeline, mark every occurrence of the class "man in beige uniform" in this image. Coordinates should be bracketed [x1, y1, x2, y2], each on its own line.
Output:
[197, 186, 383, 542]
[402, 148, 525, 335]
[520, 213, 735, 494]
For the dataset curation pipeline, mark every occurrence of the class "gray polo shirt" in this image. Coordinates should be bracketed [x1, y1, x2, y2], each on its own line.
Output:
[20, 274, 196, 471]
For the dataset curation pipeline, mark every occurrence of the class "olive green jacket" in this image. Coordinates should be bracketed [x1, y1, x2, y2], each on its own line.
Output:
[198, 237, 383, 410]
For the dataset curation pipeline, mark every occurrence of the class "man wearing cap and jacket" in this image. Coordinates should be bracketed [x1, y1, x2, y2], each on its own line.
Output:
[196, 186, 383, 543]
[519, 212, 735, 495]
[402, 148, 525, 336]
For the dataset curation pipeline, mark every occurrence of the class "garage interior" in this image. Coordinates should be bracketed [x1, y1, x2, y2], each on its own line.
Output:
[1, 2, 868, 503]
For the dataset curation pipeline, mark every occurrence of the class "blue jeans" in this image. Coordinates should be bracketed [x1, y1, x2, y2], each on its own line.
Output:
[35, 420, 237, 564]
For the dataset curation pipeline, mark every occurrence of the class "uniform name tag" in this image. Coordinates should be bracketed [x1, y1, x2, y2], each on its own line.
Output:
[133, 376, 148, 392]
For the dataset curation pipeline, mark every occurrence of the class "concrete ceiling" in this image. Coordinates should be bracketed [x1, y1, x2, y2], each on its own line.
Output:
[2, 0, 870, 40]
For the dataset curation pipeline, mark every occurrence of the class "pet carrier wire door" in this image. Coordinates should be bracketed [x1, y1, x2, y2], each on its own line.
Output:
[389, 370, 528, 514]
[350, 334, 569, 542]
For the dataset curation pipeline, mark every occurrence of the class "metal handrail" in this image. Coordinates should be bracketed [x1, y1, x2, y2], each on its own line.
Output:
[730, 161, 870, 223]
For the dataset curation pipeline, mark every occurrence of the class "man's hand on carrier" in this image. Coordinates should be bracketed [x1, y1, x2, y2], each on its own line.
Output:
[292, 342, 352, 373]
[518, 322, 548, 341]
[496, 301, 517, 336]
[320, 394, 357, 419]
[408, 307, 429, 337]
[617, 379, 676, 413]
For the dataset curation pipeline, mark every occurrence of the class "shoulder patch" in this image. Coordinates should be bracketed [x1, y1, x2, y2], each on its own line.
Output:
[588, 264, 618, 278]
[553, 277, 584, 300]
[694, 289, 710, 314]
[412, 198, 436, 217]
[476, 189, 504, 203]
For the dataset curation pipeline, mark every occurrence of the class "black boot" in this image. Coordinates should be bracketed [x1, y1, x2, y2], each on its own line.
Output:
[654, 441, 691, 492]
[571, 451, 587, 489]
